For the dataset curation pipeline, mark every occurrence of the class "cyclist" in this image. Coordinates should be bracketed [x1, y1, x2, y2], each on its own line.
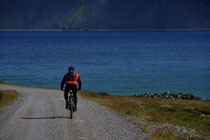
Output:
[61, 66, 82, 110]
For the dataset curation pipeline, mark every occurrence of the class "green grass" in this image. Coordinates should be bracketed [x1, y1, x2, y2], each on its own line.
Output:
[0, 81, 12, 85]
[0, 90, 19, 108]
[148, 129, 188, 140]
[78, 91, 210, 137]
[0, 81, 58, 90]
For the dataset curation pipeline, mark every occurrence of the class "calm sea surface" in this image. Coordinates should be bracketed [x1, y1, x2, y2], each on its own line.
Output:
[0, 31, 210, 99]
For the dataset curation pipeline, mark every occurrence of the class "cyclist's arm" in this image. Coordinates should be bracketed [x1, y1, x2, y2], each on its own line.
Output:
[61, 75, 67, 90]
[78, 76, 82, 90]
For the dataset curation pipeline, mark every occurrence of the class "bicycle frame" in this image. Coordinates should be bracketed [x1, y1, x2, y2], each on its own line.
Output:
[68, 89, 75, 119]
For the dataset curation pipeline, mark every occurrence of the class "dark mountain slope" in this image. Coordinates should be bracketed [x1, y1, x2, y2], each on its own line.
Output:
[0, 0, 210, 29]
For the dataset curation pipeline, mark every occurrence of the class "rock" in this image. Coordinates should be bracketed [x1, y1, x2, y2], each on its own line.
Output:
[138, 104, 143, 108]
[160, 92, 171, 98]
[181, 94, 187, 99]
[176, 94, 182, 99]
[164, 91, 171, 95]
[169, 94, 175, 99]
[181, 129, 188, 134]
[186, 94, 193, 100]
[159, 94, 164, 98]
[143, 92, 151, 98]
[131, 92, 202, 101]
[153, 93, 159, 98]
[200, 114, 206, 117]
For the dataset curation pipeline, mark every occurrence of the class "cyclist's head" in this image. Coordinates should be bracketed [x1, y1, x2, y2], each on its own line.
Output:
[68, 66, 75, 72]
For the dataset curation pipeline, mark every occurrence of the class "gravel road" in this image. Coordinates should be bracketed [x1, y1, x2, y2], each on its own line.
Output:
[0, 84, 148, 140]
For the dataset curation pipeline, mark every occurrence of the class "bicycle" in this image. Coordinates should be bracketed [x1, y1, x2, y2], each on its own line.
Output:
[68, 89, 76, 119]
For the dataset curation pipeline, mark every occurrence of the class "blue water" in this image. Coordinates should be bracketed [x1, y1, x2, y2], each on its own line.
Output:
[0, 31, 210, 99]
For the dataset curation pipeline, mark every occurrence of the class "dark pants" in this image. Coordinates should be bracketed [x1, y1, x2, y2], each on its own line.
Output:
[64, 84, 77, 108]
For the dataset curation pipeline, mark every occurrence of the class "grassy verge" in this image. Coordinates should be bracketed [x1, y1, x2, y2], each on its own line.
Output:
[0, 81, 57, 90]
[0, 81, 12, 85]
[0, 90, 19, 108]
[148, 129, 187, 140]
[78, 91, 210, 137]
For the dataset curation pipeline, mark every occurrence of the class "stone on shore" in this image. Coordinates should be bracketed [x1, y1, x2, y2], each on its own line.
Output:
[132, 92, 202, 100]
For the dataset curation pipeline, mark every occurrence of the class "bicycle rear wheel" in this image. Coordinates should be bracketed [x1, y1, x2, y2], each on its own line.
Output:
[69, 98, 73, 119]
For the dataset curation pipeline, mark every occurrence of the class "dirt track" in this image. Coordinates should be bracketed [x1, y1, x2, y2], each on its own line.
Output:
[0, 84, 147, 140]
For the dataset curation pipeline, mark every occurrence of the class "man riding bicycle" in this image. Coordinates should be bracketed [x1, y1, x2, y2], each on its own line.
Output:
[61, 66, 82, 110]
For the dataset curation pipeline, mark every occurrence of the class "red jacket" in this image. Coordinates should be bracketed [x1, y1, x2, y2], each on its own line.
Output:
[61, 72, 82, 90]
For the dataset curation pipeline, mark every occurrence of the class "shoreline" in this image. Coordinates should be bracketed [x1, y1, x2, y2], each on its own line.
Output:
[0, 81, 208, 101]
[1, 28, 210, 32]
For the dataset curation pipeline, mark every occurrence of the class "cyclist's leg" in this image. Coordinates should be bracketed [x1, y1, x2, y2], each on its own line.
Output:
[64, 85, 70, 109]
[72, 85, 78, 109]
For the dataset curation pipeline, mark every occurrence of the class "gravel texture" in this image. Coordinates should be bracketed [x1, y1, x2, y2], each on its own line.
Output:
[0, 84, 147, 140]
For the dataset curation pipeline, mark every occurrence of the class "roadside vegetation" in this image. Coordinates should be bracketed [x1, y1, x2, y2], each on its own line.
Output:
[0, 90, 19, 108]
[78, 91, 210, 138]
[148, 129, 187, 140]
[0, 81, 12, 85]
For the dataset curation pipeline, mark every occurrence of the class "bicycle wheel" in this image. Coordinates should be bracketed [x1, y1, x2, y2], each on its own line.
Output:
[69, 98, 73, 119]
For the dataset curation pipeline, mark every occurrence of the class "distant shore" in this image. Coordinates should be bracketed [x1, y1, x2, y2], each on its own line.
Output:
[1, 28, 210, 32]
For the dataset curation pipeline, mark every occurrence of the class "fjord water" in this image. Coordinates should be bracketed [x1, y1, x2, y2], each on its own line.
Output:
[0, 31, 210, 99]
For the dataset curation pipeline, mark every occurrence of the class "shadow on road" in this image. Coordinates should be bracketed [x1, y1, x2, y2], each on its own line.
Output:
[21, 116, 70, 119]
